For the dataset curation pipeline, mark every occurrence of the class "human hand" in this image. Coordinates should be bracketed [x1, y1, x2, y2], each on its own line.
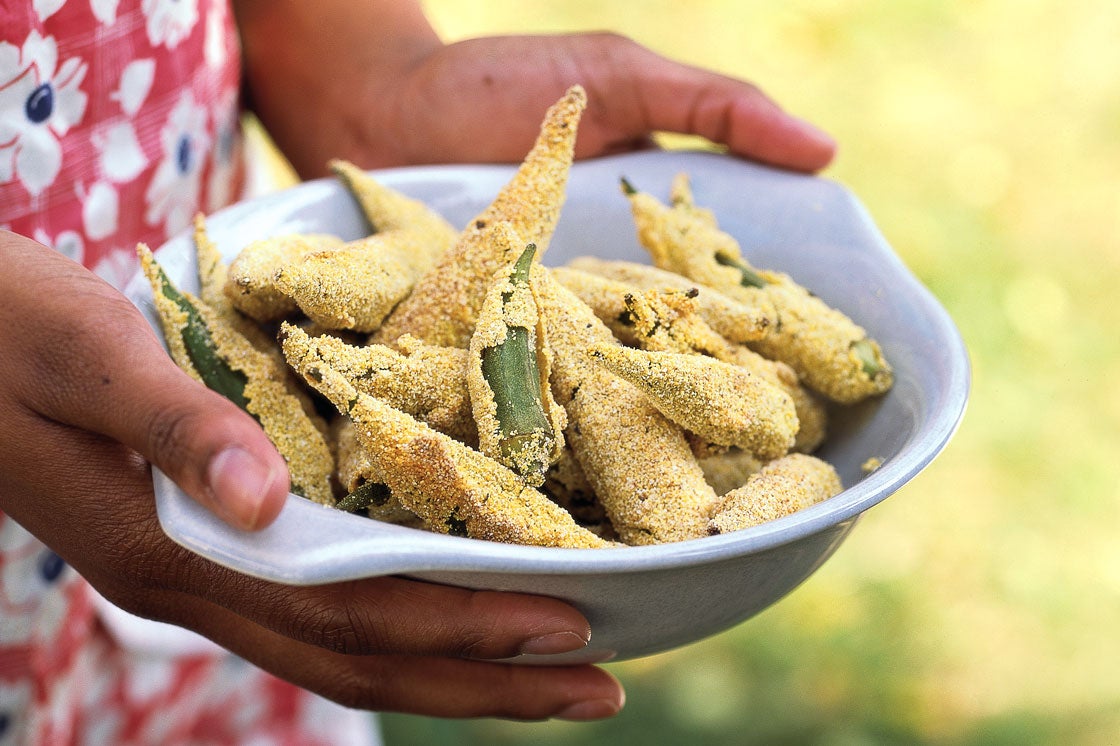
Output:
[0, 231, 623, 720]
[235, 2, 835, 178]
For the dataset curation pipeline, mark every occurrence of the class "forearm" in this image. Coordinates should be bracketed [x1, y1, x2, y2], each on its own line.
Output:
[232, 0, 443, 178]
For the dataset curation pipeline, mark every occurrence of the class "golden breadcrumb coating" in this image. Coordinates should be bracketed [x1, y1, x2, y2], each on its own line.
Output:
[283, 334, 612, 548]
[536, 270, 718, 544]
[279, 324, 475, 443]
[707, 453, 842, 533]
[588, 343, 798, 460]
[623, 174, 893, 403]
[225, 233, 345, 321]
[373, 85, 587, 348]
[139, 244, 336, 505]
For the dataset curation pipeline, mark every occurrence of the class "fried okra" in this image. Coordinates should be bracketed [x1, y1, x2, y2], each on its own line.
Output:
[283, 334, 612, 549]
[467, 227, 565, 486]
[373, 85, 587, 348]
[536, 270, 719, 545]
[588, 343, 798, 460]
[707, 453, 842, 534]
[622, 174, 893, 404]
[139, 244, 336, 505]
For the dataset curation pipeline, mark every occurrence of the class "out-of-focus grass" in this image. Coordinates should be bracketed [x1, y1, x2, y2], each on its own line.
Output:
[375, 1, 1120, 744]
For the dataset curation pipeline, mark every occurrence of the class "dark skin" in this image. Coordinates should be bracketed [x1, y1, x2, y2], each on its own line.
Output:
[0, 0, 835, 722]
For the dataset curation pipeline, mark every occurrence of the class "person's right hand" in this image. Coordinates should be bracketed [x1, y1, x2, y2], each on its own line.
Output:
[0, 231, 624, 720]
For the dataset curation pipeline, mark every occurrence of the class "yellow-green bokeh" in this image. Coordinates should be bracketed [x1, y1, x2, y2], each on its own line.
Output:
[374, 1, 1120, 744]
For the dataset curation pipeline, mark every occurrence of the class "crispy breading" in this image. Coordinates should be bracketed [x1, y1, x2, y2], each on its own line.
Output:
[283, 332, 612, 548]
[140, 244, 336, 506]
[623, 174, 893, 403]
[707, 453, 842, 533]
[373, 85, 587, 348]
[588, 343, 798, 460]
[536, 270, 718, 545]
[279, 324, 475, 443]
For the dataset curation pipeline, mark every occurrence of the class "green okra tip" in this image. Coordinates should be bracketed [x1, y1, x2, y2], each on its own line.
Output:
[619, 177, 637, 196]
[713, 251, 767, 289]
[336, 481, 391, 513]
[852, 339, 888, 379]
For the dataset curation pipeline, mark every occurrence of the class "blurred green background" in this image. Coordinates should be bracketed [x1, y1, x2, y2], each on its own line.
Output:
[362, 1, 1120, 743]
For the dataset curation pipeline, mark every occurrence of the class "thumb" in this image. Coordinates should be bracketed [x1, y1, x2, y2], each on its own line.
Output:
[0, 238, 290, 530]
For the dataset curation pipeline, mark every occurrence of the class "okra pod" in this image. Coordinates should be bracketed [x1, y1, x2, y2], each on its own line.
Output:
[588, 343, 798, 460]
[468, 234, 564, 486]
[707, 453, 842, 533]
[139, 244, 336, 505]
[565, 257, 775, 344]
[622, 174, 893, 403]
[536, 271, 719, 545]
[373, 85, 587, 348]
[283, 335, 612, 548]
[279, 323, 475, 443]
[224, 233, 345, 322]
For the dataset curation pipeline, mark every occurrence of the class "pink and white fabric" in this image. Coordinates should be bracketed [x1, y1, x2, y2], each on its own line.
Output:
[1, 0, 245, 285]
[1, 3, 376, 743]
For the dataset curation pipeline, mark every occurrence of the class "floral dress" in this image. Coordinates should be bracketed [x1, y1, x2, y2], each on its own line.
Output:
[1, 2, 376, 743]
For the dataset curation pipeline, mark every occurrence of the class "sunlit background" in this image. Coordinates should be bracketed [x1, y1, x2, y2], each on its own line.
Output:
[256, 1, 1120, 743]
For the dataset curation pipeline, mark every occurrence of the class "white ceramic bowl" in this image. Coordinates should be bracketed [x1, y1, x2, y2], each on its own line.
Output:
[126, 150, 969, 664]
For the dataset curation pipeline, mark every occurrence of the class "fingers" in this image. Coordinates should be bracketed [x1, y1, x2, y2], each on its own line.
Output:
[0, 236, 289, 530]
[173, 570, 594, 661]
[184, 594, 624, 720]
[579, 35, 837, 172]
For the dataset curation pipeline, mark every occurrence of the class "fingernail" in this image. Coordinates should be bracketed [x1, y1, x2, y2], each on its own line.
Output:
[555, 698, 623, 721]
[518, 630, 590, 656]
[206, 447, 277, 530]
[788, 115, 837, 152]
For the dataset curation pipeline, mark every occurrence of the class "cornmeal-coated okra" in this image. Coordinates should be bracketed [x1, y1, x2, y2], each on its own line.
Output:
[282, 338, 612, 548]
[467, 231, 565, 486]
[697, 448, 763, 496]
[565, 257, 775, 344]
[225, 233, 345, 321]
[555, 269, 826, 454]
[195, 217, 332, 431]
[274, 231, 443, 333]
[279, 323, 474, 443]
[373, 85, 587, 348]
[611, 285, 828, 454]
[139, 244, 336, 505]
[622, 175, 893, 404]
[334, 418, 426, 525]
[707, 453, 842, 534]
[536, 271, 718, 545]
[329, 159, 459, 268]
[588, 343, 798, 460]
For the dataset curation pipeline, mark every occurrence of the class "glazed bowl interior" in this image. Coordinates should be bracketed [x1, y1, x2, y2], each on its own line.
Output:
[128, 150, 969, 662]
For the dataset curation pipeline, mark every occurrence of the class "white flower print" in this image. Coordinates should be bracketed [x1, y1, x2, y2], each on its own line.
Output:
[111, 58, 154, 117]
[206, 87, 240, 211]
[79, 181, 119, 240]
[33, 0, 66, 22]
[145, 90, 209, 239]
[0, 31, 88, 197]
[93, 120, 146, 182]
[142, 0, 199, 50]
[204, 0, 231, 70]
[91, 0, 122, 25]
[33, 227, 85, 264]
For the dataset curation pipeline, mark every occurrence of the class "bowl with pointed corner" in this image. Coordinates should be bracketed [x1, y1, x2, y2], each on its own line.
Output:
[127, 150, 969, 663]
